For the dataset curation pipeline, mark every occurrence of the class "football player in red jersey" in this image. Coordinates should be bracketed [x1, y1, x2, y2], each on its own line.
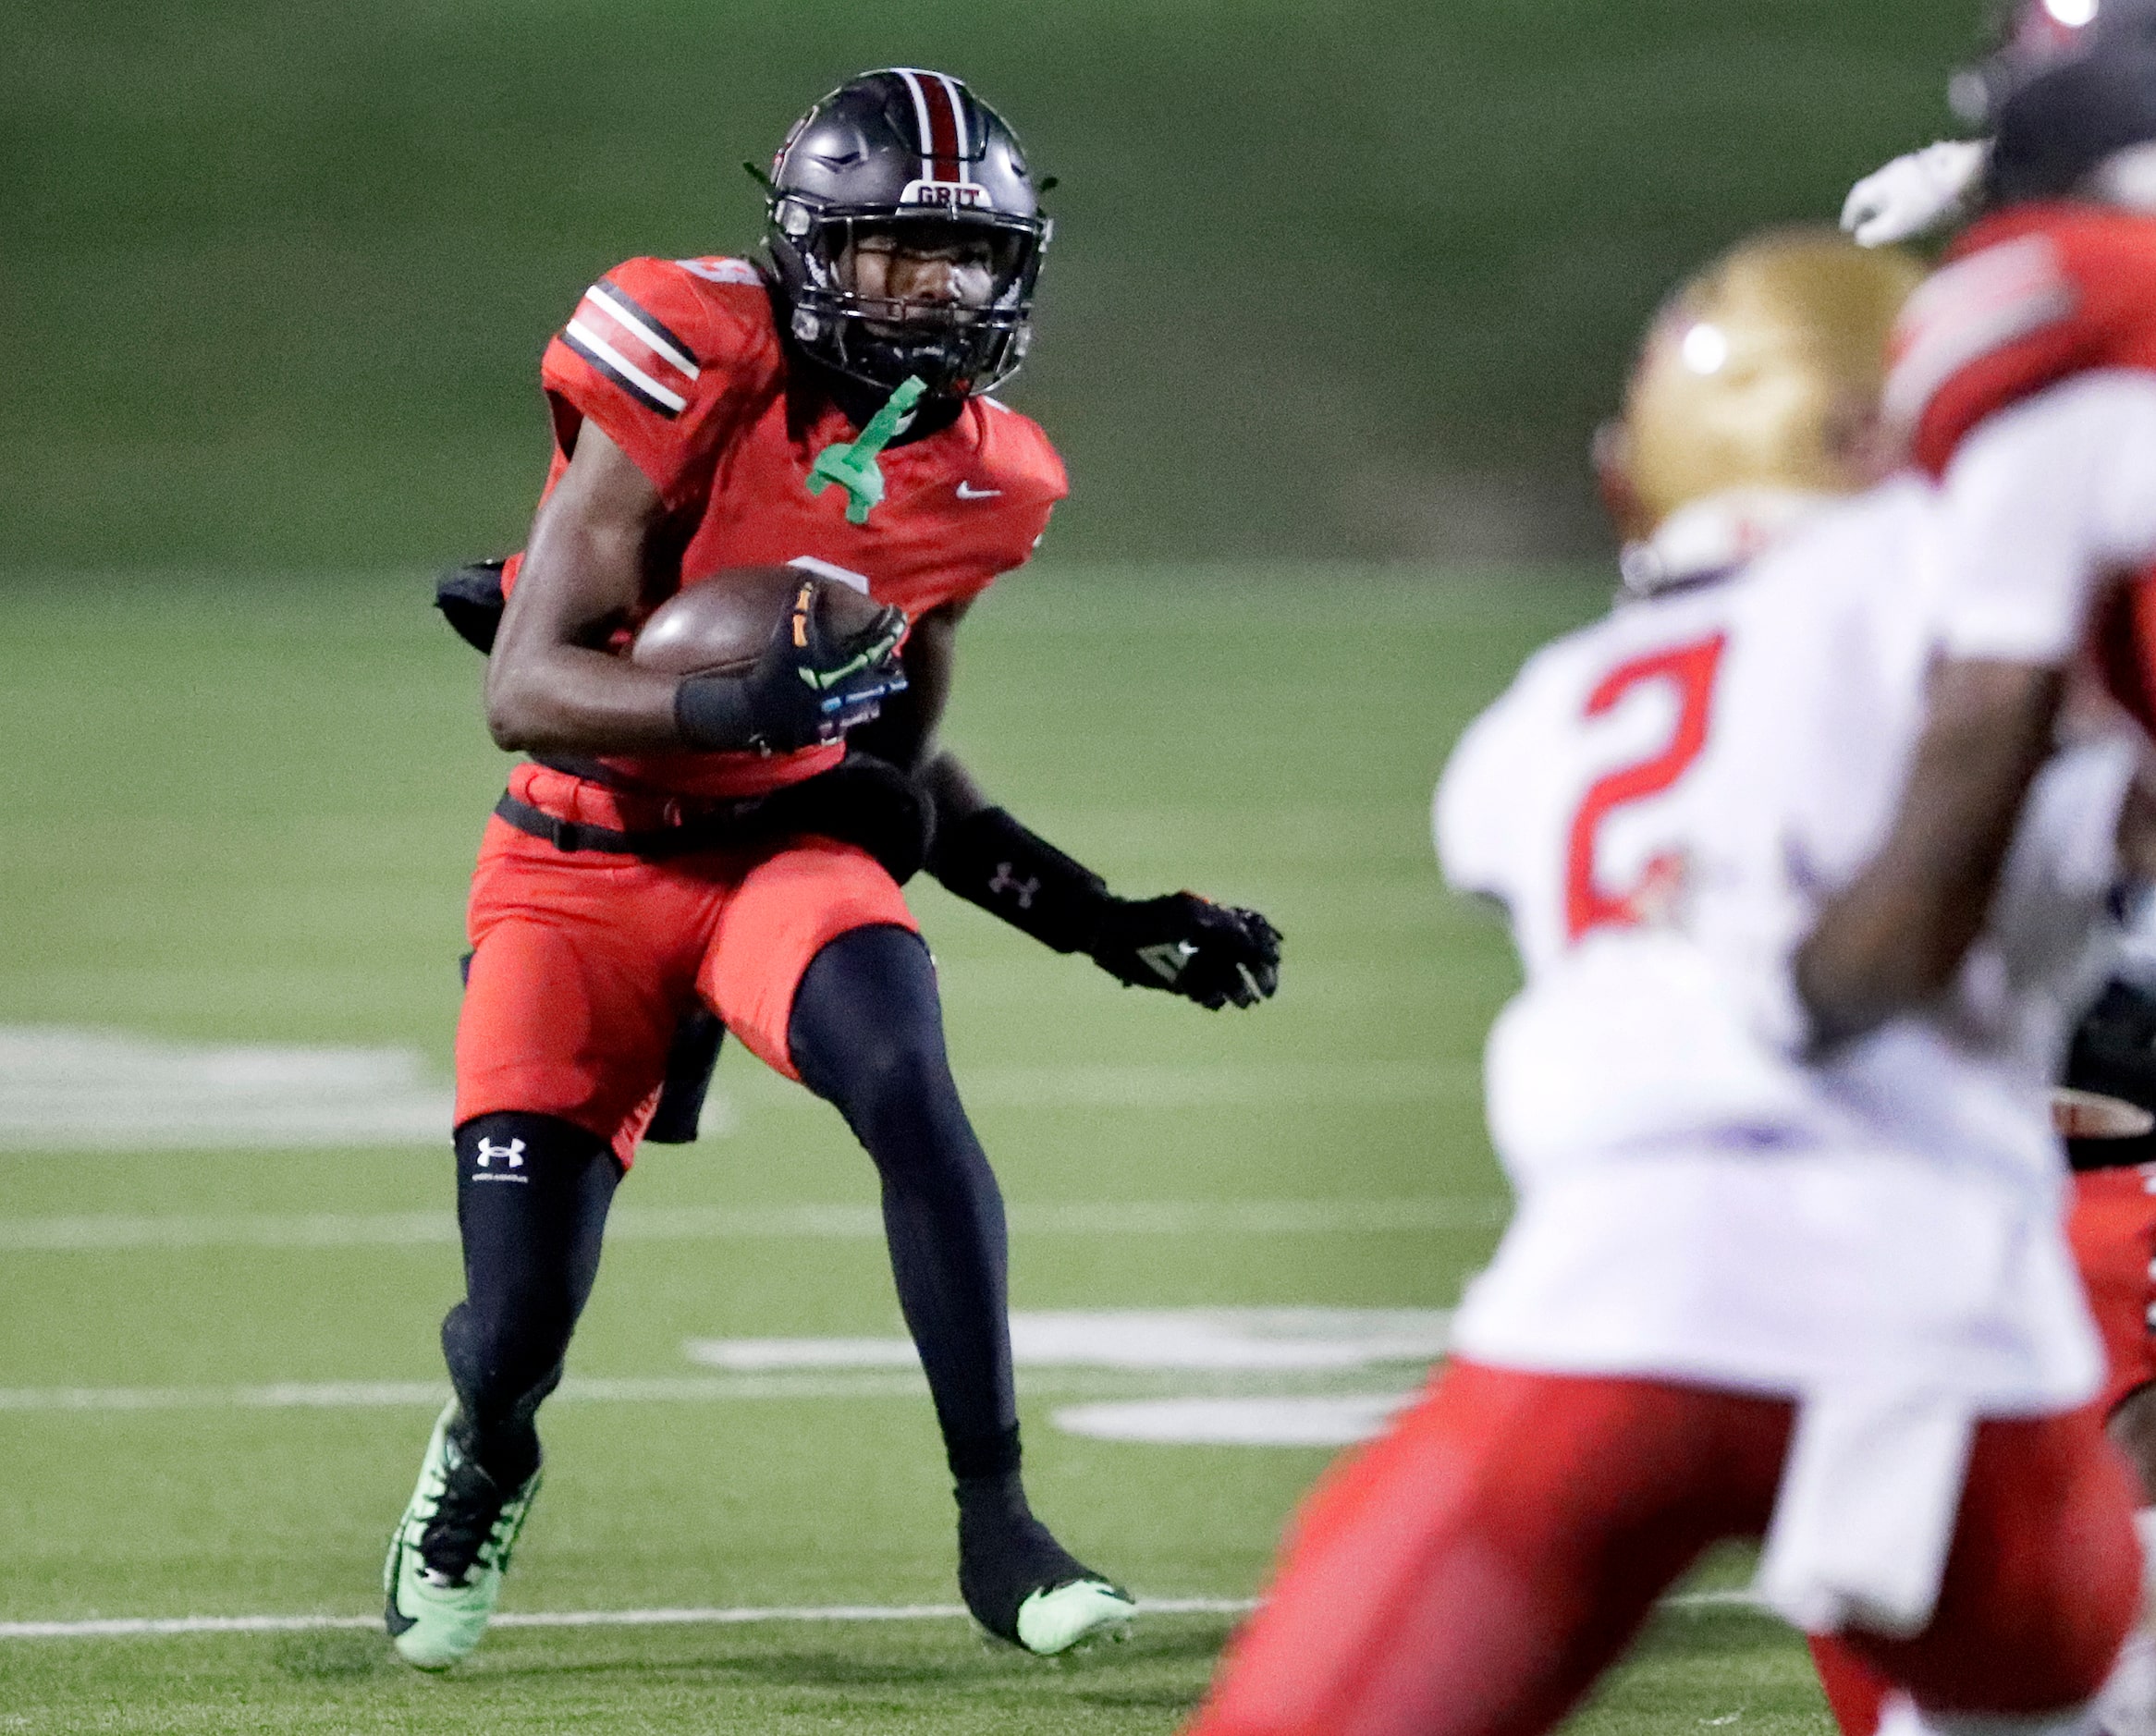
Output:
[381, 67, 1281, 1670]
[1804, 12, 2156, 1730]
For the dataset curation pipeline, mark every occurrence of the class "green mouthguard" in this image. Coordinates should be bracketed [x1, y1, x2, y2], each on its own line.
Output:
[806, 376, 928, 525]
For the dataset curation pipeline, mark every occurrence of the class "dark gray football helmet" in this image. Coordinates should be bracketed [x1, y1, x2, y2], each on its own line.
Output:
[1960, 0, 2156, 201]
[762, 68, 1051, 400]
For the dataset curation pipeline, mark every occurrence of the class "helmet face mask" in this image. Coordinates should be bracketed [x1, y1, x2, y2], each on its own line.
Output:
[764, 70, 1051, 401]
[1955, 0, 2105, 123]
[1966, 0, 2156, 202]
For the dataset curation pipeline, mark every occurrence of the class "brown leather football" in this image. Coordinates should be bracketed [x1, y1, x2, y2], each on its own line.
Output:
[631, 567, 894, 678]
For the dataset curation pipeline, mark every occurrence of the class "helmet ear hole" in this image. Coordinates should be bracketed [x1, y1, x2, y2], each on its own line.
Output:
[1592, 421, 1652, 544]
[1819, 390, 1898, 493]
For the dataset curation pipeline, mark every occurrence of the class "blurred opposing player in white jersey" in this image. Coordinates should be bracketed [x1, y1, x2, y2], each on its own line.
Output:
[1183, 229, 2150, 1736]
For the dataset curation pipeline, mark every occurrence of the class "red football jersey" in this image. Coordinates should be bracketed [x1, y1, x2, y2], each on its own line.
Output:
[506, 254, 1069, 800]
[1889, 204, 2156, 725]
[1893, 203, 2156, 477]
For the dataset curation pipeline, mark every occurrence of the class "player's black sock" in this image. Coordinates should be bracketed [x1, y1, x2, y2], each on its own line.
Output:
[440, 1112, 620, 1487]
[954, 1470, 1112, 1643]
[787, 924, 1023, 1482]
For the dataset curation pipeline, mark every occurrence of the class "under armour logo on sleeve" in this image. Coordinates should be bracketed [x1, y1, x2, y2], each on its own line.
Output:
[987, 862, 1041, 910]
[475, 1138, 526, 1169]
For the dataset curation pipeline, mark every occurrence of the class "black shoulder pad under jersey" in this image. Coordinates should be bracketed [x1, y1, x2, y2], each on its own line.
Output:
[435, 557, 508, 654]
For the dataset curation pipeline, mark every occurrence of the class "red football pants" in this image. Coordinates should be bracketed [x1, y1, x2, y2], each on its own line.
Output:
[2067, 1164, 2156, 1419]
[1185, 1360, 2140, 1736]
[1807, 1164, 2156, 1736]
[454, 811, 916, 1168]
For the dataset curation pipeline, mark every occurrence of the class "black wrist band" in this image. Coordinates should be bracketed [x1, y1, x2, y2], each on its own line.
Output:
[926, 806, 1110, 954]
[674, 673, 757, 752]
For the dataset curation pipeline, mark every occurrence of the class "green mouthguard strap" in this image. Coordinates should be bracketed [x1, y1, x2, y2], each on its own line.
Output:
[805, 376, 928, 525]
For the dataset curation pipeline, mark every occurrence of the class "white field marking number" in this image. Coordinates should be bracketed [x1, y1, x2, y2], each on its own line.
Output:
[0, 1028, 453, 1150]
[685, 1307, 1454, 1374]
[683, 1307, 1459, 1449]
[0, 1310, 1470, 1445]
[0, 1024, 1477, 1153]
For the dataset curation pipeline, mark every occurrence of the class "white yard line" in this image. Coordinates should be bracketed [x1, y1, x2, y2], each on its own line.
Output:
[889, 1060, 1479, 1110]
[0, 1596, 1253, 1642]
[0, 1370, 1447, 1416]
[0, 1374, 940, 1413]
[0, 1590, 1756, 1643]
[0, 1026, 1479, 1155]
[0, 1197, 1507, 1253]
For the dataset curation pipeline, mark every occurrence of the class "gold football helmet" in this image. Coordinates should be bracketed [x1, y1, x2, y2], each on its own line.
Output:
[1602, 227, 1926, 539]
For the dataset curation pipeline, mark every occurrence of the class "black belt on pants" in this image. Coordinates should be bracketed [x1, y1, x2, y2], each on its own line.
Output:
[491, 752, 933, 884]
[493, 792, 764, 859]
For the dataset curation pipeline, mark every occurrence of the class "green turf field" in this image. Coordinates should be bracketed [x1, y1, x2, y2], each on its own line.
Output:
[0, 566, 1834, 1731]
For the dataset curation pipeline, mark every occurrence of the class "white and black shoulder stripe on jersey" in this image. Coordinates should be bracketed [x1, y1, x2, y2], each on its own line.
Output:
[561, 277, 703, 419]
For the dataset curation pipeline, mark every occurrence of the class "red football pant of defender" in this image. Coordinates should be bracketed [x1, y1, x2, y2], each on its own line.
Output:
[1806, 1165, 2156, 1736]
[1184, 1360, 2139, 1736]
[1809, 1636, 1895, 1736]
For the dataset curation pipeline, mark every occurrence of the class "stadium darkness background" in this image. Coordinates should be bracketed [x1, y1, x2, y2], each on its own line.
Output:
[5, 0, 1977, 572]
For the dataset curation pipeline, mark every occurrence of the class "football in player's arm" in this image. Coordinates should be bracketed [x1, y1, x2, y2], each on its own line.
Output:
[382, 67, 1279, 1675]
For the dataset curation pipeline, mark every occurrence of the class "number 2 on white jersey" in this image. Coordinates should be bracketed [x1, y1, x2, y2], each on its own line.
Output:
[1563, 633, 1726, 941]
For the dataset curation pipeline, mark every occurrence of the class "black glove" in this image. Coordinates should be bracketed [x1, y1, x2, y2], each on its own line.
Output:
[1088, 892, 1282, 1009]
[676, 589, 906, 755]
[435, 556, 508, 653]
[927, 806, 1281, 1010]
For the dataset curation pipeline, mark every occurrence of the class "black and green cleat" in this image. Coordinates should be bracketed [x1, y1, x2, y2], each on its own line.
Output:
[383, 1402, 542, 1669]
[956, 1475, 1138, 1657]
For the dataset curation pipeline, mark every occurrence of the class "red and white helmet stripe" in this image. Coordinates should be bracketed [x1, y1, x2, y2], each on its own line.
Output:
[892, 67, 971, 184]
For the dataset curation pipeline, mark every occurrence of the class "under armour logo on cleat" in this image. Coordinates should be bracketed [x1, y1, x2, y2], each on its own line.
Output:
[987, 862, 1041, 910]
[475, 1138, 525, 1169]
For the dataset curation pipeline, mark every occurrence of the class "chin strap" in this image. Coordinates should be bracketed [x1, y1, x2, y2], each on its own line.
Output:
[806, 375, 926, 524]
[1620, 488, 1836, 595]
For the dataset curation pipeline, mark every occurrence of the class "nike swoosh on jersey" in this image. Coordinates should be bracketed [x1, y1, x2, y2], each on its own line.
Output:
[956, 482, 1003, 499]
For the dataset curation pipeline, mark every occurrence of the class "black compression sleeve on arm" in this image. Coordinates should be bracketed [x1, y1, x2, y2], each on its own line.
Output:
[926, 805, 1110, 955]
